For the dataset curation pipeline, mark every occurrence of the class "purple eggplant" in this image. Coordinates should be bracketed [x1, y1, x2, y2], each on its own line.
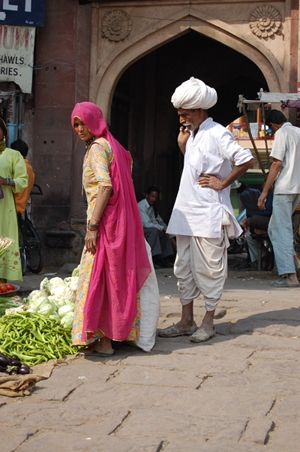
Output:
[0, 353, 9, 367]
[18, 364, 31, 375]
[10, 359, 21, 367]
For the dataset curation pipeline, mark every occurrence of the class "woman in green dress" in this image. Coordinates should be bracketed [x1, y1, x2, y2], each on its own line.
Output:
[0, 118, 28, 281]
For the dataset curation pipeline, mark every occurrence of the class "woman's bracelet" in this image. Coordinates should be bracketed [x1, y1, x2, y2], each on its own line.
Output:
[87, 223, 98, 232]
[91, 215, 100, 223]
[7, 178, 14, 186]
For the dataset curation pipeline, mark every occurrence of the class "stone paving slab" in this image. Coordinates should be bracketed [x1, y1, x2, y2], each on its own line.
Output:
[272, 394, 300, 417]
[163, 441, 274, 452]
[112, 365, 203, 388]
[203, 372, 300, 396]
[266, 419, 300, 450]
[253, 349, 300, 360]
[123, 346, 252, 373]
[30, 360, 120, 401]
[0, 400, 128, 432]
[227, 333, 300, 351]
[16, 432, 162, 452]
[64, 377, 274, 418]
[1, 427, 38, 452]
[115, 409, 249, 442]
[249, 360, 300, 380]
[241, 416, 274, 445]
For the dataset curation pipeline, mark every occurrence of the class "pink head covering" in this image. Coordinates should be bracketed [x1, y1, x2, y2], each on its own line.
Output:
[71, 101, 108, 137]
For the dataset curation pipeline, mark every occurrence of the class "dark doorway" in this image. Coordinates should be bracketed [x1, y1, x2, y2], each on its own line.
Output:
[110, 30, 268, 222]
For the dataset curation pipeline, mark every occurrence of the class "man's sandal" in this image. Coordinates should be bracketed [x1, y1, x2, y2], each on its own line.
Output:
[190, 326, 216, 343]
[157, 322, 198, 337]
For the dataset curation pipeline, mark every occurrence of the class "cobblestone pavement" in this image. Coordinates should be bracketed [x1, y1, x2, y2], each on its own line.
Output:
[0, 258, 299, 452]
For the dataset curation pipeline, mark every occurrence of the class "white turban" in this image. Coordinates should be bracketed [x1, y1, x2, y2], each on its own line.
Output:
[171, 77, 218, 110]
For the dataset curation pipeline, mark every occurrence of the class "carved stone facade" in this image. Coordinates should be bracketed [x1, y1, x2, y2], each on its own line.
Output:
[101, 9, 132, 41]
[90, 1, 295, 120]
[249, 5, 282, 39]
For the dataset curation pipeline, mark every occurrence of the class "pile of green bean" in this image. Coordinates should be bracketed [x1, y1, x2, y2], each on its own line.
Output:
[0, 311, 79, 366]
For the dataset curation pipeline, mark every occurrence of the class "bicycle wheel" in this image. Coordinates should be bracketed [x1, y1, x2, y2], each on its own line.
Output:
[18, 225, 27, 276]
[25, 220, 44, 274]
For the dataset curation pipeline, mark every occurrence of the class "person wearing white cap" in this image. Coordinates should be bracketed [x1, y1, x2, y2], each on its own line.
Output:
[158, 77, 254, 342]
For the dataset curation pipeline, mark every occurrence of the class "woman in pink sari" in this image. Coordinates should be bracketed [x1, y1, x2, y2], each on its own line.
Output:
[71, 102, 151, 356]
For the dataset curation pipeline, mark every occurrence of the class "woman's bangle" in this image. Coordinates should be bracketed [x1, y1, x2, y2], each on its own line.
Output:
[91, 215, 100, 223]
[87, 223, 98, 231]
[7, 178, 14, 186]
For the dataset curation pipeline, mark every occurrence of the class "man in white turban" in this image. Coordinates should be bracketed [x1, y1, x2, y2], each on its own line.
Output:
[158, 77, 254, 342]
[171, 76, 218, 110]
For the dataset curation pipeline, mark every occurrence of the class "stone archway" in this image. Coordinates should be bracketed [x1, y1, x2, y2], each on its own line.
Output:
[91, 10, 284, 121]
[107, 30, 270, 221]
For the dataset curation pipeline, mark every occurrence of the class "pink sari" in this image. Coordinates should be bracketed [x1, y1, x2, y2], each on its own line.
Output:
[71, 102, 151, 341]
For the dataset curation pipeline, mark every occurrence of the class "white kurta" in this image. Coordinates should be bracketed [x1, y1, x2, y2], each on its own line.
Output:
[167, 117, 253, 239]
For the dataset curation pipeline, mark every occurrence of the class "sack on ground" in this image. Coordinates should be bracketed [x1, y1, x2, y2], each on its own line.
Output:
[133, 241, 160, 352]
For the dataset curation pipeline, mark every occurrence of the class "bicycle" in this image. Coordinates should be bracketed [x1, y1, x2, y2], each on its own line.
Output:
[18, 184, 44, 275]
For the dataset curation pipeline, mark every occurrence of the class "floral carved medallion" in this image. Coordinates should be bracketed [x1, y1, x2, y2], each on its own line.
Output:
[249, 5, 282, 39]
[102, 10, 133, 41]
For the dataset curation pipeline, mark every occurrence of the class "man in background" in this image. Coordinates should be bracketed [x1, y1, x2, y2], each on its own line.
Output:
[238, 183, 273, 270]
[138, 185, 174, 268]
[258, 109, 300, 287]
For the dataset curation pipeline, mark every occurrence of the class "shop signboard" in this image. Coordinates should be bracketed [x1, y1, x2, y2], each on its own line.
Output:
[0, 24, 35, 93]
[0, 0, 45, 27]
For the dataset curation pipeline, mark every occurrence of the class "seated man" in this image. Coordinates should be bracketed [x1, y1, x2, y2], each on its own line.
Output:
[237, 183, 273, 270]
[138, 186, 174, 268]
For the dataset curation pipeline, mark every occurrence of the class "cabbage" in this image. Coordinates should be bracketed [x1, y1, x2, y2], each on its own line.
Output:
[27, 296, 49, 312]
[64, 300, 75, 307]
[49, 313, 61, 322]
[37, 300, 56, 317]
[60, 311, 74, 329]
[47, 295, 64, 308]
[58, 304, 74, 318]
[72, 266, 80, 277]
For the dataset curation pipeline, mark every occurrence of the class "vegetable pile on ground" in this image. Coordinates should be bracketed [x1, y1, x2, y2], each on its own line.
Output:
[23, 272, 79, 329]
[0, 296, 23, 317]
[0, 268, 80, 366]
[0, 352, 31, 375]
[0, 282, 17, 294]
[0, 311, 79, 366]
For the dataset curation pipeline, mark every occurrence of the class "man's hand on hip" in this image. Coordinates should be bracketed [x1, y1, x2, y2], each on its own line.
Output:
[198, 174, 224, 190]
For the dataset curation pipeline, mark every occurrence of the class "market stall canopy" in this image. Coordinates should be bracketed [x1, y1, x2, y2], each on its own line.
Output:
[238, 91, 300, 109]
[258, 92, 300, 103]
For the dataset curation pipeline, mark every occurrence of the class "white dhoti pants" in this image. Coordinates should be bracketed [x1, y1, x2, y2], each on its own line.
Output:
[174, 232, 228, 311]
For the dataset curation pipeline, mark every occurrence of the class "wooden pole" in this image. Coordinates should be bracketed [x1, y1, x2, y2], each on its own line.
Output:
[261, 103, 270, 169]
[242, 103, 267, 180]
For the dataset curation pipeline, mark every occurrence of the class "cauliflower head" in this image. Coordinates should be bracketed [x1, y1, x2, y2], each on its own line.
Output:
[51, 285, 76, 304]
